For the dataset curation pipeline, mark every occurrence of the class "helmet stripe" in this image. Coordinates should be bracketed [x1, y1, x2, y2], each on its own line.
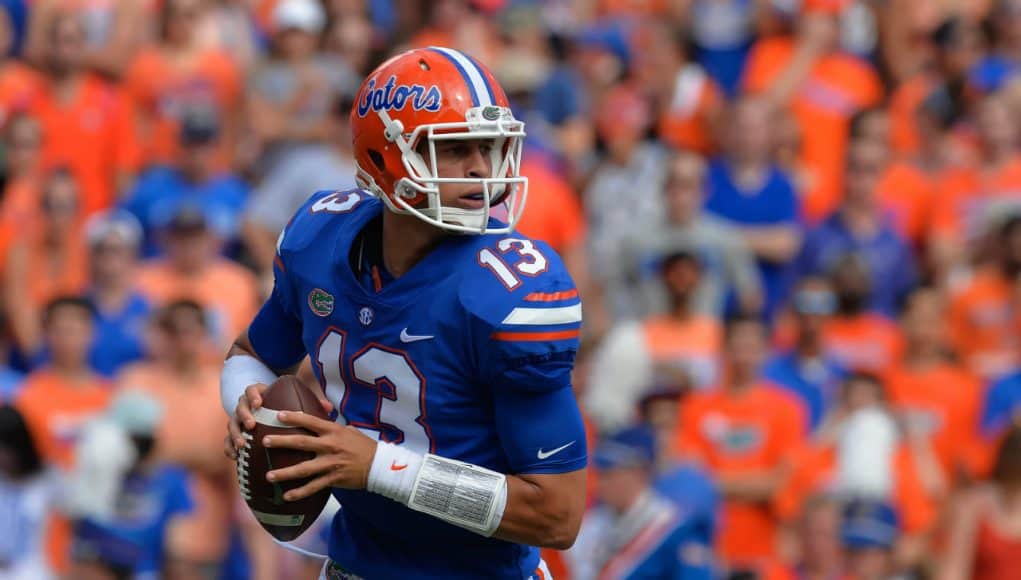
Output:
[465, 54, 498, 105]
[427, 47, 492, 107]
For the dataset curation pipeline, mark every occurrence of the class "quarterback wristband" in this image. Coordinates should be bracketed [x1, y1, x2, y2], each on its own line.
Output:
[367, 444, 508, 537]
[220, 354, 279, 416]
[367, 441, 424, 504]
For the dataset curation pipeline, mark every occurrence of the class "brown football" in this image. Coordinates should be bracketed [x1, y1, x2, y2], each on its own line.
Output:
[236, 375, 331, 541]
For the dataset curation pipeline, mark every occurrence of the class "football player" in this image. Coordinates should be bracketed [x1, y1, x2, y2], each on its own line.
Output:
[222, 47, 587, 579]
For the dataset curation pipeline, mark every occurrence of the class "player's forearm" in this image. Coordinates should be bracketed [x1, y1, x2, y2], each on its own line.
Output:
[492, 470, 587, 550]
[366, 443, 586, 549]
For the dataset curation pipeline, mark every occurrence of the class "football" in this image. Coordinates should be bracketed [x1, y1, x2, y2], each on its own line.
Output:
[236, 375, 332, 541]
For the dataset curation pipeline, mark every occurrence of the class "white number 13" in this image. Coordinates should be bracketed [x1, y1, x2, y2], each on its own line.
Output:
[478, 238, 548, 290]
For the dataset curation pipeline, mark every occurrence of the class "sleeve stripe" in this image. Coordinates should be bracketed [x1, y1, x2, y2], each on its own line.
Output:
[273, 254, 286, 273]
[501, 304, 582, 326]
[491, 329, 581, 342]
[525, 289, 579, 302]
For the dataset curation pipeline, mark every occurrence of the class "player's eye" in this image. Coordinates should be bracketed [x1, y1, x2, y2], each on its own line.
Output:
[479, 143, 494, 156]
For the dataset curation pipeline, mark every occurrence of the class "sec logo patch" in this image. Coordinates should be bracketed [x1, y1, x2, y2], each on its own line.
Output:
[358, 306, 374, 326]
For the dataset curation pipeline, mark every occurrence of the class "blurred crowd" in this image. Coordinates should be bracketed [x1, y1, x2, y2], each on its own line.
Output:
[2, 0, 1021, 579]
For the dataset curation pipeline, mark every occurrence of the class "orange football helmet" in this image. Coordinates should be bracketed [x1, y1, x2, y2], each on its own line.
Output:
[351, 47, 527, 234]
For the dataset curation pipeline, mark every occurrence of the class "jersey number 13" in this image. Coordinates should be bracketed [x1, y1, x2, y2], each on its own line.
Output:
[314, 328, 434, 454]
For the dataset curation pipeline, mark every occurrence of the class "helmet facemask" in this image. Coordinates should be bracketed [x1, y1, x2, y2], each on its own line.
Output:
[357, 106, 528, 235]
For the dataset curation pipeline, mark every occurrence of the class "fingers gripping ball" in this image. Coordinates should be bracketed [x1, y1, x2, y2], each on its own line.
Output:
[237, 375, 332, 541]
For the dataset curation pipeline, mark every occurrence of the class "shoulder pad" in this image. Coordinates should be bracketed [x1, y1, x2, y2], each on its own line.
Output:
[276, 189, 376, 258]
[459, 234, 581, 333]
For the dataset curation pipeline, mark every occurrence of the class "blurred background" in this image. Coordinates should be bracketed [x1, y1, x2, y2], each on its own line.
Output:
[1, 0, 1021, 579]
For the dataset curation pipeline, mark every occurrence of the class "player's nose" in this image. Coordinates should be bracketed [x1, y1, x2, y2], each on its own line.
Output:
[464, 144, 492, 178]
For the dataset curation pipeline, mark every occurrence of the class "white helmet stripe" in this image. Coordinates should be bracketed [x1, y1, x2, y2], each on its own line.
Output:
[428, 46, 494, 107]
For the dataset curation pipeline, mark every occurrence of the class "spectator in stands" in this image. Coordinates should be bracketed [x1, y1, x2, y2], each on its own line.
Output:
[854, 106, 937, 248]
[586, 250, 723, 432]
[742, 4, 883, 223]
[14, 296, 111, 573]
[675, 314, 806, 568]
[887, 286, 982, 484]
[325, 13, 376, 76]
[0, 114, 43, 238]
[14, 297, 110, 470]
[25, 0, 146, 78]
[585, 85, 670, 320]
[123, 0, 242, 170]
[135, 206, 259, 348]
[797, 139, 918, 318]
[242, 95, 357, 275]
[65, 389, 195, 580]
[777, 373, 940, 570]
[196, 0, 263, 73]
[949, 214, 1021, 380]
[763, 276, 846, 433]
[633, 19, 722, 155]
[3, 169, 89, 358]
[611, 150, 761, 320]
[247, 0, 359, 175]
[84, 210, 151, 378]
[121, 107, 249, 257]
[841, 500, 904, 580]
[29, 9, 136, 216]
[930, 92, 1021, 280]
[0, 405, 58, 579]
[943, 425, 1021, 580]
[820, 254, 903, 375]
[706, 97, 801, 318]
[115, 300, 238, 575]
[568, 425, 715, 580]
[772, 494, 847, 579]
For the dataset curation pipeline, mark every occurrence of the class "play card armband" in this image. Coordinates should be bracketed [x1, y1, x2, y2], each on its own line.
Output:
[367, 441, 508, 537]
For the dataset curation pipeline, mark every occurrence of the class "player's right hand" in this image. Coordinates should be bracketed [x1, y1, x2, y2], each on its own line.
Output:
[225, 383, 269, 460]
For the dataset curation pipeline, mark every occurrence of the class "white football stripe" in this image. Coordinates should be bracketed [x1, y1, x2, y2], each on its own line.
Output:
[253, 406, 295, 429]
[431, 46, 493, 107]
[502, 304, 583, 326]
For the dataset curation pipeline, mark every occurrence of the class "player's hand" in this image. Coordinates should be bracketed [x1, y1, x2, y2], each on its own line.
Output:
[224, 383, 270, 460]
[263, 411, 377, 501]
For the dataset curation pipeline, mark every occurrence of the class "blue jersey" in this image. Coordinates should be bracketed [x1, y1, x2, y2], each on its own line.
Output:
[248, 190, 588, 579]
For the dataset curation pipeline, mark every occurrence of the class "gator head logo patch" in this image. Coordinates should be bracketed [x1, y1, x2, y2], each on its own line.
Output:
[482, 106, 501, 121]
[308, 288, 334, 317]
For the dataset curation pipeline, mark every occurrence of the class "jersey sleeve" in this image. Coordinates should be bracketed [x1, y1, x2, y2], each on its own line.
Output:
[467, 239, 587, 475]
[248, 256, 306, 370]
[246, 197, 317, 370]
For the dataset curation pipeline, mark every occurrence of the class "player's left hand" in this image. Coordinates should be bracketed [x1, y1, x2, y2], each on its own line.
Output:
[262, 411, 377, 501]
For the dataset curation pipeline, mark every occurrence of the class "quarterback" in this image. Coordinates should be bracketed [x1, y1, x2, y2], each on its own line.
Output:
[222, 47, 587, 579]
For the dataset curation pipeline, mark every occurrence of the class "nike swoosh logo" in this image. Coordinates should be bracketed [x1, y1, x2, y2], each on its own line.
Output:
[400, 328, 434, 343]
[537, 441, 575, 460]
[390, 461, 408, 471]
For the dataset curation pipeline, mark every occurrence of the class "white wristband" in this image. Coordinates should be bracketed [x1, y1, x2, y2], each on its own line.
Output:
[366, 441, 423, 504]
[220, 354, 279, 416]
[366, 443, 508, 537]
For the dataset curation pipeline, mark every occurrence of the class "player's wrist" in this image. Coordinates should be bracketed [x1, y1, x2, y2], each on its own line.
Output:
[366, 441, 423, 503]
[220, 354, 278, 416]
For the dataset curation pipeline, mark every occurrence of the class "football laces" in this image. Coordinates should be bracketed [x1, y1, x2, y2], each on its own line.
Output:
[237, 431, 253, 501]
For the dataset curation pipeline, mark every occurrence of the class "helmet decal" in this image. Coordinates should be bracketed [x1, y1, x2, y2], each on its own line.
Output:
[426, 47, 497, 107]
[356, 75, 442, 118]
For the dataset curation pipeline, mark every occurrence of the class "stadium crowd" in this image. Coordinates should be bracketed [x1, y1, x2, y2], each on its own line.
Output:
[1, 0, 1021, 578]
